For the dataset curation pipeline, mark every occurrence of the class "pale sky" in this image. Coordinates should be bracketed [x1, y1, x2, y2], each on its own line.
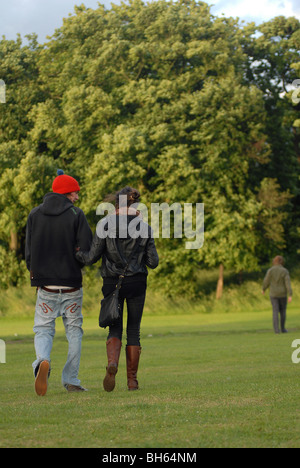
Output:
[0, 0, 299, 43]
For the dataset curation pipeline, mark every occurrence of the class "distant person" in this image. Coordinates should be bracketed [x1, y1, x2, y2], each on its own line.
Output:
[25, 169, 92, 395]
[76, 186, 159, 392]
[262, 255, 293, 334]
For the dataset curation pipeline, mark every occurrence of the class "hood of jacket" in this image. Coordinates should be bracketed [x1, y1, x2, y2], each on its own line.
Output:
[39, 192, 74, 216]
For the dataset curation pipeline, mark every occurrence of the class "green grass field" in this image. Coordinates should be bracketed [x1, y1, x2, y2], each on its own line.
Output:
[1, 295, 300, 448]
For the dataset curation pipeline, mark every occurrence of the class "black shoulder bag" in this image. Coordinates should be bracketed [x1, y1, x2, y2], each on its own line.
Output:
[99, 237, 142, 328]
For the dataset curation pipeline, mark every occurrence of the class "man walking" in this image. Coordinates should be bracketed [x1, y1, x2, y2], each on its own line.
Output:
[262, 255, 293, 334]
[25, 169, 92, 395]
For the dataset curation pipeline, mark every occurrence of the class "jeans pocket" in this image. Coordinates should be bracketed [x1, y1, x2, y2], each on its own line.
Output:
[63, 291, 83, 319]
[37, 290, 58, 313]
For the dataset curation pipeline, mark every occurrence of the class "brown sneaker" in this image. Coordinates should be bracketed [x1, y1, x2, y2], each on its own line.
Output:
[65, 384, 88, 392]
[35, 360, 50, 396]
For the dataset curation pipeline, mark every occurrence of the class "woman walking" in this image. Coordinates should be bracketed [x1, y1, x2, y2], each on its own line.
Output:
[76, 186, 159, 391]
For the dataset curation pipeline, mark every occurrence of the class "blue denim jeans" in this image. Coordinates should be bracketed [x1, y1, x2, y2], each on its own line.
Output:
[33, 287, 83, 387]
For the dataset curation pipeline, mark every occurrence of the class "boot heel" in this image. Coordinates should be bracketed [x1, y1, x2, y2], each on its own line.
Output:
[103, 367, 117, 392]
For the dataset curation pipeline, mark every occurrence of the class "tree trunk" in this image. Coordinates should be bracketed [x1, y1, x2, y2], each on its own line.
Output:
[238, 270, 243, 284]
[9, 230, 18, 252]
[216, 263, 224, 300]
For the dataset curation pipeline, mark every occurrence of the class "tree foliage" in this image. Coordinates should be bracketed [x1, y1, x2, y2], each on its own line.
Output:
[0, 0, 299, 296]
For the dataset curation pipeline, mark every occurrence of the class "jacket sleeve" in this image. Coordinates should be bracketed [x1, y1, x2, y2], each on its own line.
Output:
[144, 236, 159, 269]
[76, 210, 93, 251]
[262, 269, 270, 292]
[76, 232, 106, 266]
[285, 271, 293, 296]
[25, 214, 32, 271]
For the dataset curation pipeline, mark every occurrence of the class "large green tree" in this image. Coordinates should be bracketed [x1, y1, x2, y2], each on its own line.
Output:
[0, 1, 298, 295]
[0, 34, 53, 286]
[245, 16, 300, 260]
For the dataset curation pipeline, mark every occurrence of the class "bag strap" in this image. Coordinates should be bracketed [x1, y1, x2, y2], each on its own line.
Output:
[115, 237, 142, 290]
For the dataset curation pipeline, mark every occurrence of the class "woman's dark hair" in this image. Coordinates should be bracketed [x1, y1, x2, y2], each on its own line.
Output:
[105, 186, 140, 209]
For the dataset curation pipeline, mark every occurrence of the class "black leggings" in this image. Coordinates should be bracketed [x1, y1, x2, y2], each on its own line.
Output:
[102, 280, 146, 346]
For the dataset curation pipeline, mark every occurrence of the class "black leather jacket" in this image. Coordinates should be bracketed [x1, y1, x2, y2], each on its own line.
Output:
[75, 214, 159, 278]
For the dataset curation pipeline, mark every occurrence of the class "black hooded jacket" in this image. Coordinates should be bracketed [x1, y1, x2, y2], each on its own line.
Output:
[25, 192, 92, 287]
[75, 213, 159, 281]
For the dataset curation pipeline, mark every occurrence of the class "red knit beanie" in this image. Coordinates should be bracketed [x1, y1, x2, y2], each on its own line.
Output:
[52, 169, 80, 194]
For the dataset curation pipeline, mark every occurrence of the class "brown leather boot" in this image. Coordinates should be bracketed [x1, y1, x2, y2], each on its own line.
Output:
[126, 345, 141, 390]
[103, 337, 122, 392]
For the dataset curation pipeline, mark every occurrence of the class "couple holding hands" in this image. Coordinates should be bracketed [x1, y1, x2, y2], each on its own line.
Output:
[25, 170, 159, 396]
